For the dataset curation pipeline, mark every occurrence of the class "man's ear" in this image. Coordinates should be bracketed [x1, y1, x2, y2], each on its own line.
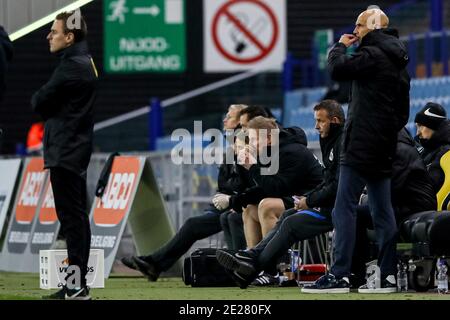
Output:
[65, 31, 75, 45]
[330, 116, 340, 124]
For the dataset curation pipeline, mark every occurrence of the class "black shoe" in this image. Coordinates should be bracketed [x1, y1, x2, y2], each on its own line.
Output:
[358, 275, 397, 293]
[216, 249, 257, 289]
[251, 272, 279, 286]
[132, 256, 160, 281]
[65, 286, 91, 300]
[121, 256, 138, 270]
[301, 273, 350, 293]
[43, 286, 67, 300]
[235, 250, 257, 262]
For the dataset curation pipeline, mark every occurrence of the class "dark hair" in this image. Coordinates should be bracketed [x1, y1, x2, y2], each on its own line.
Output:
[239, 105, 269, 121]
[313, 100, 345, 123]
[56, 11, 87, 43]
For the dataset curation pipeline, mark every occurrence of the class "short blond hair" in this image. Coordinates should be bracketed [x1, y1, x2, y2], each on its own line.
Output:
[247, 116, 278, 130]
[229, 104, 247, 113]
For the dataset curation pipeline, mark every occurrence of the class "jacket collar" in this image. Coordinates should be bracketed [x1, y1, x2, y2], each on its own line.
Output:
[56, 40, 89, 59]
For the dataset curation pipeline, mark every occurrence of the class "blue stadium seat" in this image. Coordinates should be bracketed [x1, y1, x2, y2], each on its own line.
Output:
[284, 76, 450, 142]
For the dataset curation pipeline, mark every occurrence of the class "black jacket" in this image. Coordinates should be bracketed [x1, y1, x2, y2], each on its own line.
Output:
[305, 123, 344, 213]
[417, 120, 450, 193]
[31, 41, 98, 177]
[0, 26, 13, 101]
[229, 127, 323, 210]
[217, 163, 249, 195]
[328, 29, 410, 176]
[392, 128, 437, 220]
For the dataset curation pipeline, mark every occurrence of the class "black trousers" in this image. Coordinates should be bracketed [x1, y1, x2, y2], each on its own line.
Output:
[251, 208, 333, 271]
[50, 167, 91, 287]
[220, 210, 246, 251]
[148, 205, 224, 272]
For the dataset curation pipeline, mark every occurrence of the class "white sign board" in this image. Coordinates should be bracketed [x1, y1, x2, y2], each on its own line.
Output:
[0, 159, 22, 249]
[39, 249, 105, 289]
[204, 0, 286, 72]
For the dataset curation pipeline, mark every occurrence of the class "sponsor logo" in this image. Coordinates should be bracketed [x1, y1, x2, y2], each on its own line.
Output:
[424, 108, 446, 119]
[39, 183, 58, 225]
[15, 158, 45, 224]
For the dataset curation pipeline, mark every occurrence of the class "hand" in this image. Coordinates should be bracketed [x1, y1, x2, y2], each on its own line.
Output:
[339, 34, 358, 47]
[237, 145, 257, 170]
[293, 196, 308, 211]
[212, 193, 231, 210]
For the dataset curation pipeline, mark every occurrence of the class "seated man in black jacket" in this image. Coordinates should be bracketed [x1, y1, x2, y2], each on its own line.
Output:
[121, 104, 249, 281]
[219, 105, 274, 251]
[414, 102, 450, 193]
[216, 100, 344, 288]
[213, 117, 324, 248]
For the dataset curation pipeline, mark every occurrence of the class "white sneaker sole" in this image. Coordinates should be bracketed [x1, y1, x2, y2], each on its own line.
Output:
[301, 287, 350, 294]
[358, 288, 397, 294]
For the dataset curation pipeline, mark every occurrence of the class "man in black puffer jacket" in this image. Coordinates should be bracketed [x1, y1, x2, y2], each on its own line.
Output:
[218, 117, 323, 249]
[414, 103, 450, 193]
[303, 7, 410, 294]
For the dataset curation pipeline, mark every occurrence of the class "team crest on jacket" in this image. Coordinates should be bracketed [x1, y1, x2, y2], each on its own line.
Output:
[329, 149, 334, 162]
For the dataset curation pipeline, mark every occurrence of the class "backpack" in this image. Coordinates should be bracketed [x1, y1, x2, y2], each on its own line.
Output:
[182, 248, 237, 287]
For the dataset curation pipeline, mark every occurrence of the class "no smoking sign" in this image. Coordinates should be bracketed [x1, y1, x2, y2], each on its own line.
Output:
[204, 0, 286, 72]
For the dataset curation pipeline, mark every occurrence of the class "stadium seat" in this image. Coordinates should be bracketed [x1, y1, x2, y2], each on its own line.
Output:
[398, 150, 450, 291]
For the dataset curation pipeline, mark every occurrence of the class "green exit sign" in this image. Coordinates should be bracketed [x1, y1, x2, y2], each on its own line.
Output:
[104, 0, 186, 73]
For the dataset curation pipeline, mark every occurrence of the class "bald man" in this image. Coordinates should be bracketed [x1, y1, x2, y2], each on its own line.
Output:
[303, 7, 410, 294]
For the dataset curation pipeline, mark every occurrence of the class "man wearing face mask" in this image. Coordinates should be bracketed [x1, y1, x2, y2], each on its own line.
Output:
[414, 102, 450, 192]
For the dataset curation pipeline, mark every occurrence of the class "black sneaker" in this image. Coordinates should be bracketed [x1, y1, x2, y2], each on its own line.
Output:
[358, 275, 397, 293]
[216, 249, 257, 289]
[235, 250, 257, 262]
[121, 256, 138, 270]
[301, 273, 350, 293]
[43, 285, 67, 300]
[132, 256, 160, 281]
[65, 286, 91, 300]
[251, 272, 279, 286]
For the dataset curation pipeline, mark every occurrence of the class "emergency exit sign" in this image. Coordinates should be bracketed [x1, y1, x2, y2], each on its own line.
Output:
[104, 0, 186, 73]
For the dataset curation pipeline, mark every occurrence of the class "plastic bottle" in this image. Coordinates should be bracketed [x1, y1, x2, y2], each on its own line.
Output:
[397, 262, 408, 292]
[437, 258, 448, 294]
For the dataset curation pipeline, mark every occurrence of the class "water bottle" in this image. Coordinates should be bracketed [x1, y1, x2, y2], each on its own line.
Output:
[289, 249, 302, 273]
[397, 262, 408, 292]
[437, 258, 448, 294]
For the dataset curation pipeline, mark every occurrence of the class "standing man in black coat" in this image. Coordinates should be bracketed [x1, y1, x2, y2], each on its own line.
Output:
[303, 7, 410, 293]
[0, 25, 13, 102]
[31, 11, 98, 300]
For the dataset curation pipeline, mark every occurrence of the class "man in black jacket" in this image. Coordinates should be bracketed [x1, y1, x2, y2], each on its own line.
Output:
[303, 7, 410, 293]
[31, 11, 98, 300]
[216, 100, 344, 288]
[121, 104, 250, 281]
[0, 25, 12, 102]
[216, 117, 323, 248]
[414, 103, 450, 193]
